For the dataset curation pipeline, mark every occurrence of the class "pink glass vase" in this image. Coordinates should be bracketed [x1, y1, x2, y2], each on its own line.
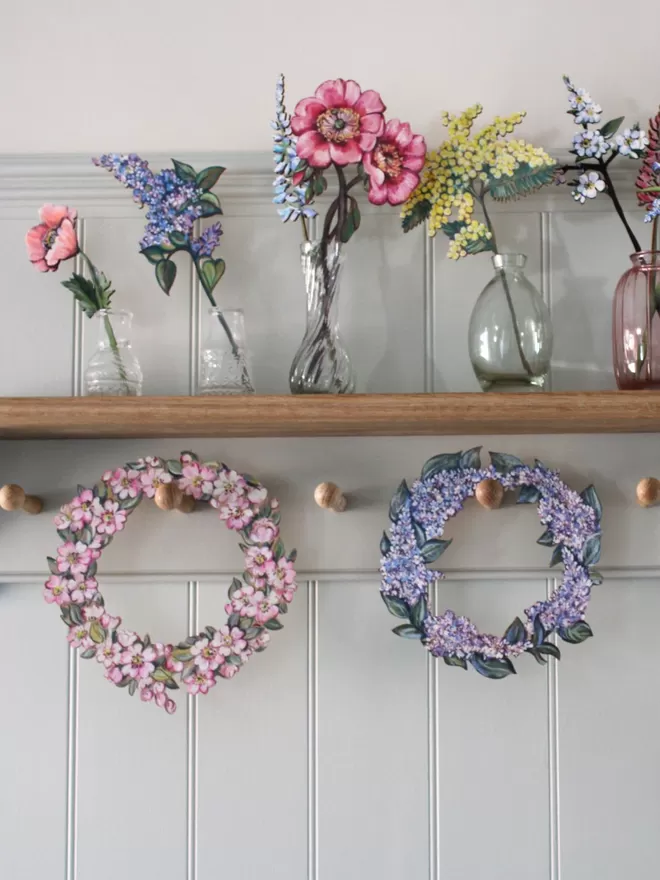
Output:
[613, 251, 660, 389]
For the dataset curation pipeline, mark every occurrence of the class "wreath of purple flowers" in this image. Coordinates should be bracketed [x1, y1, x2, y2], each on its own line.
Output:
[45, 451, 297, 713]
[379, 449, 602, 679]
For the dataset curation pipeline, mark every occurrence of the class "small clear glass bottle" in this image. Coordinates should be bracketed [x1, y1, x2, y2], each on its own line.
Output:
[84, 309, 143, 396]
[468, 253, 553, 392]
[197, 307, 255, 395]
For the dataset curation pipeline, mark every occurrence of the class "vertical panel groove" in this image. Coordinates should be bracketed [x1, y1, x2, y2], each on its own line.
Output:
[541, 212, 553, 391]
[307, 580, 319, 880]
[428, 578, 440, 880]
[65, 646, 79, 880]
[547, 576, 560, 880]
[71, 219, 85, 397]
[423, 226, 435, 393]
[187, 580, 199, 880]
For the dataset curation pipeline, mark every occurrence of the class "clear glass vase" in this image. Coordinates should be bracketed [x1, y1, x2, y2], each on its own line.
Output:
[289, 240, 355, 394]
[468, 253, 553, 392]
[84, 309, 143, 396]
[612, 251, 660, 389]
[197, 307, 255, 395]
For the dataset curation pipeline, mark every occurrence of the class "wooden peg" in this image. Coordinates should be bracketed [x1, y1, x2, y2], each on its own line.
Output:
[636, 477, 660, 508]
[0, 483, 43, 515]
[154, 483, 195, 513]
[475, 478, 504, 510]
[314, 482, 347, 513]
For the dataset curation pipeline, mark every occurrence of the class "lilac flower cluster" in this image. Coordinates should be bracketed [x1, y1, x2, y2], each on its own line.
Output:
[190, 222, 223, 258]
[94, 153, 217, 254]
[380, 454, 601, 666]
[272, 75, 317, 225]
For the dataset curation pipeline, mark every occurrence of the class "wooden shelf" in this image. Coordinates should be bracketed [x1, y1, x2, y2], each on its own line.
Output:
[0, 392, 657, 439]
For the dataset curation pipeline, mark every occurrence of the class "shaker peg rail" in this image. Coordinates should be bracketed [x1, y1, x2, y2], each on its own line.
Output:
[475, 478, 505, 510]
[0, 483, 43, 515]
[314, 482, 347, 513]
[154, 483, 195, 513]
[636, 477, 660, 508]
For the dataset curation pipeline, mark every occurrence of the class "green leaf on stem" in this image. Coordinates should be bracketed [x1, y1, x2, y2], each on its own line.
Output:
[199, 258, 226, 295]
[168, 231, 188, 248]
[156, 259, 177, 295]
[402, 199, 431, 233]
[141, 245, 166, 264]
[599, 117, 625, 140]
[195, 166, 225, 190]
[339, 196, 361, 244]
[488, 163, 557, 203]
[198, 191, 223, 217]
[442, 220, 494, 254]
[172, 159, 197, 182]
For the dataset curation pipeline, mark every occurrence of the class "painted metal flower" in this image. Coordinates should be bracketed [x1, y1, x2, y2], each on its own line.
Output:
[45, 451, 298, 713]
[616, 128, 649, 158]
[380, 449, 602, 679]
[291, 78, 385, 167]
[573, 171, 606, 203]
[26, 205, 79, 272]
[572, 130, 610, 159]
[363, 119, 426, 206]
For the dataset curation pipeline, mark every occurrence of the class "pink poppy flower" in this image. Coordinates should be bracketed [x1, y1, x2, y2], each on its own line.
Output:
[96, 638, 122, 669]
[56, 541, 98, 576]
[180, 463, 216, 499]
[120, 641, 157, 680]
[93, 499, 127, 536]
[190, 636, 225, 671]
[105, 468, 140, 500]
[26, 205, 79, 273]
[186, 668, 216, 695]
[227, 585, 257, 617]
[212, 625, 247, 657]
[67, 623, 92, 649]
[212, 468, 246, 507]
[363, 120, 426, 206]
[249, 517, 279, 544]
[54, 504, 74, 532]
[70, 489, 96, 530]
[140, 467, 172, 498]
[246, 545, 274, 578]
[219, 496, 255, 530]
[218, 664, 238, 679]
[70, 573, 98, 604]
[249, 590, 280, 626]
[291, 79, 385, 168]
[44, 575, 72, 606]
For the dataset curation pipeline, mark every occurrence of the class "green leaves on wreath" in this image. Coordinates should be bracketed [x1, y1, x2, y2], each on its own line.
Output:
[380, 532, 392, 556]
[517, 485, 541, 505]
[61, 270, 114, 318]
[381, 592, 409, 620]
[558, 621, 593, 644]
[503, 616, 526, 645]
[420, 538, 452, 563]
[389, 479, 410, 522]
[444, 655, 468, 670]
[470, 654, 516, 679]
[421, 447, 481, 482]
[580, 485, 602, 523]
[489, 451, 524, 474]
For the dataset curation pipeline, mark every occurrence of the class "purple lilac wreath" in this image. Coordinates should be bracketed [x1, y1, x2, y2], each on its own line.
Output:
[46, 451, 297, 713]
[379, 449, 602, 679]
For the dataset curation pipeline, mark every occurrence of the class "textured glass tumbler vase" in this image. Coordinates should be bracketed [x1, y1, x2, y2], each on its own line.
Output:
[84, 309, 143, 396]
[612, 251, 660, 389]
[197, 308, 255, 395]
[468, 254, 552, 392]
[289, 241, 355, 394]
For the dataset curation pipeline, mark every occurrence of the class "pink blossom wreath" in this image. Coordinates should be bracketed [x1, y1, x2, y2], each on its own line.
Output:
[45, 451, 297, 713]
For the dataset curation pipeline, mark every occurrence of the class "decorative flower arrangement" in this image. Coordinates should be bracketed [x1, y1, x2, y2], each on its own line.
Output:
[273, 74, 426, 253]
[400, 104, 556, 256]
[636, 107, 660, 245]
[380, 449, 602, 678]
[93, 154, 246, 371]
[47, 451, 297, 713]
[558, 75, 649, 253]
[25, 204, 133, 394]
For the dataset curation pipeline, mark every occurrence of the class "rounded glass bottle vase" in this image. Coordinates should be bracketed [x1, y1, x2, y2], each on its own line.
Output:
[468, 253, 552, 392]
[84, 309, 143, 396]
[612, 251, 660, 389]
[197, 307, 255, 395]
[289, 241, 355, 394]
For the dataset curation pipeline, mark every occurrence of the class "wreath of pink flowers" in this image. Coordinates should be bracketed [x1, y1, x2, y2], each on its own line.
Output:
[45, 451, 297, 714]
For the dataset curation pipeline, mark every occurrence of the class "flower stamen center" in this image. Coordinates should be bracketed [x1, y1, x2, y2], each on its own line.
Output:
[317, 108, 361, 144]
[374, 143, 403, 179]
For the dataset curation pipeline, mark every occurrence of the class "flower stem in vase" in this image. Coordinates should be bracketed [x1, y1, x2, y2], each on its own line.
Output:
[101, 312, 131, 395]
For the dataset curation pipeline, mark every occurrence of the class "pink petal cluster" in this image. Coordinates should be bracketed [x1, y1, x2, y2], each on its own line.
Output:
[26, 205, 79, 273]
[363, 120, 426, 205]
[103, 467, 141, 500]
[140, 466, 172, 498]
[292, 79, 385, 167]
[180, 462, 216, 499]
[57, 541, 100, 576]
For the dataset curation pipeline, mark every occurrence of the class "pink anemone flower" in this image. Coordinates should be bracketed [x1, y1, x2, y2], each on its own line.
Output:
[363, 120, 426, 206]
[291, 79, 385, 168]
[26, 205, 79, 272]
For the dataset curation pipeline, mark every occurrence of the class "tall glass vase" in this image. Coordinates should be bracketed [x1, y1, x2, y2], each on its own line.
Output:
[289, 241, 355, 394]
[468, 254, 553, 392]
[84, 309, 143, 396]
[612, 251, 660, 389]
